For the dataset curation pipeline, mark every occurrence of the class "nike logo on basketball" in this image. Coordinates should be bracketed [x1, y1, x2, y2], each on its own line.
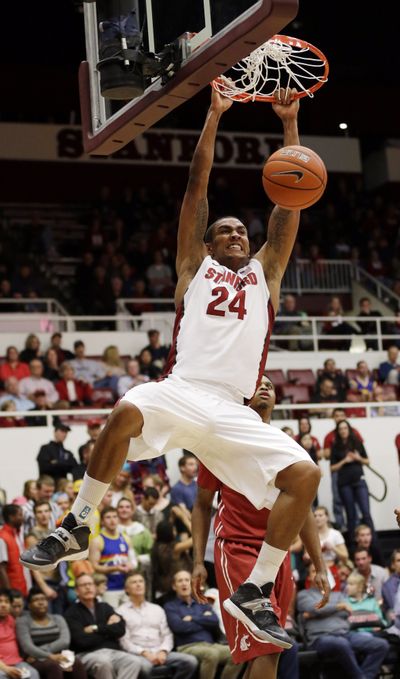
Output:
[271, 170, 304, 183]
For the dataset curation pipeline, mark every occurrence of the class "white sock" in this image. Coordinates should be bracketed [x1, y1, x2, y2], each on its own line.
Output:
[245, 542, 288, 588]
[71, 473, 110, 525]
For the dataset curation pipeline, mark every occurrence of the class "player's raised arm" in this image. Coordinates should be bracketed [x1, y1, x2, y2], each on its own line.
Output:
[175, 90, 232, 296]
[255, 88, 300, 312]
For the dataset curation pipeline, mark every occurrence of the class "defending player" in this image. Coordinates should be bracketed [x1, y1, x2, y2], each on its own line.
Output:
[21, 88, 320, 647]
[191, 376, 330, 678]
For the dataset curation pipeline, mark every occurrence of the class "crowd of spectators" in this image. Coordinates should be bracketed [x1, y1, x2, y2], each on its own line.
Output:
[1, 422, 400, 678]
[0, 176, 399, 316]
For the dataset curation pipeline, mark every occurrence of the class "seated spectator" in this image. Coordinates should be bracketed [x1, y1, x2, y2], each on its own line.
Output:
[43, 348, 61, 383]
[49, 333, 74, 364]
[151, 521, 193, 602]
[19, 360, 60, 406]
[371, 385, 400, 417]
[311, 377, 337, 418]
[348, 361, 377, 401]
[0, 400, 26, 427]
[322, 296, 356, 349]
[117, 359, 149, 397]
[89, 506, 138, 608]
[274, 294, 311, 350]
[55, 363, 93, 407]
[0, 588, 40, 679]
[165, 570, 242, 679]
[295, 417, 321, 456]
[0, 377, 34, 411]
[357, 297, 382, 350]
[16, 587, 87, 679]
[9, 589, 25, 619]
[170, 455, 198, 513]
[65, 573, 141, 679]
[19, 334, 43, 365]
[354, 524, 385, 568]
[26, 390, 53, 427]
[134, 488, 164, 538]
[138, 349, 163, 380]
[345, 573, 387, 632]
[142, 329, 170, 370]
[378, 345, 400, 385]
[316, 358, 348, 401]
[69, 341, 106, 385]
[117, 572, 198, 678]
[297, 563, 389, 677]
[382, 549, 400, 618]
[353, 548, 389, 604]
[0, 505, 28, 597]
[0, 346, 30, 383]
[37, 424, 76, 482]
[95, 346, 126, 395]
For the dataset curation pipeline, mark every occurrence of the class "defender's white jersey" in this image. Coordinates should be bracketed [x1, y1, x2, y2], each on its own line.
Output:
[170, 255, 274, 399]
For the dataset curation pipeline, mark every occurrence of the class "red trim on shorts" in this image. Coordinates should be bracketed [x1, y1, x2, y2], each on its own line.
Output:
[162, 302, 184, 378]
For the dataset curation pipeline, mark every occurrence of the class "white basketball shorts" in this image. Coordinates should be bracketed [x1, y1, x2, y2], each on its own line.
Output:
[121, 374, 313, 510]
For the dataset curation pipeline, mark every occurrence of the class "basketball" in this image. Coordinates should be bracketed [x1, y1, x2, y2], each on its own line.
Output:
[262, 145, 327, 209]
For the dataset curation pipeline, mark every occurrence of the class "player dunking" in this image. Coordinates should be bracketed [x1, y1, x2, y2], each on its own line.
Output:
[21, 87, 321, 647]
[191, 376, 330, 678]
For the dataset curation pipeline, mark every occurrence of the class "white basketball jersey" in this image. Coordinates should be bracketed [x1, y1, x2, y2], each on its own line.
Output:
[170, 256, 274, 399]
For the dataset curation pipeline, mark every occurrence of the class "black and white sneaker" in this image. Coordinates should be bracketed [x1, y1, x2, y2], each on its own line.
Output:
[20, 513, 90, 571]
[223, 582, 293, 649]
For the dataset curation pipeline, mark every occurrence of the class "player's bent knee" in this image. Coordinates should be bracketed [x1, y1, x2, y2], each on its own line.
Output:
[276, 460, 320, 493]
[107, 401, 144, 438]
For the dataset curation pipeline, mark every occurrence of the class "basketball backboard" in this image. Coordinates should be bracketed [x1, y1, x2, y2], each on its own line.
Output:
[80, 0, 298, 156]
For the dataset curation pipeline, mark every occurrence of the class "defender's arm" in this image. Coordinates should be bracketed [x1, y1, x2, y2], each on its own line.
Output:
[191, 486, 215, 603]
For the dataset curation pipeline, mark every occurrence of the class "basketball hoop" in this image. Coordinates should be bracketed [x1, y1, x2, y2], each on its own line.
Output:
[212, 35, 329, 103]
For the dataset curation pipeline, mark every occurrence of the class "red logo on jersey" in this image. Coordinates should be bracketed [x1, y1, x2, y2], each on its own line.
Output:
[204, 267, 257, 290]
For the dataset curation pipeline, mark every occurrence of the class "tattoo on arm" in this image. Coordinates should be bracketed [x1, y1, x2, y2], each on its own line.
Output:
[195, 198, 209, 241]
[267, 208, 292, 251]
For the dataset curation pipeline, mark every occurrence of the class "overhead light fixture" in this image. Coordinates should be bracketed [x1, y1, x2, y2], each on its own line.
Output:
[339, 122, 348, 130]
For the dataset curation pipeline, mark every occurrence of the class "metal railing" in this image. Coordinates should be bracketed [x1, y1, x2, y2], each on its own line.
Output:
[0, 401, 398, 427]
[282, 259, 355, 293]
[354, 267, 400, 311]
[0, 310, 398, 352]
[272, 315, 400, 352]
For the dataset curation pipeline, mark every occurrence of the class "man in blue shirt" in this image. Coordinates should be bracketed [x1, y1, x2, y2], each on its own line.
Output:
[165, 570, 242, 679]
[170, 455, 198, 512]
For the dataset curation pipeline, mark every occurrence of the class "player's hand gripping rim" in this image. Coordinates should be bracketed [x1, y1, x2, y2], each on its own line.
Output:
[191, 563, 209, 604]
[313, 569, 331, 609]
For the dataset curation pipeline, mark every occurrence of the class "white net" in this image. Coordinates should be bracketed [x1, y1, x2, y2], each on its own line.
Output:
[213, 35, 328, 102]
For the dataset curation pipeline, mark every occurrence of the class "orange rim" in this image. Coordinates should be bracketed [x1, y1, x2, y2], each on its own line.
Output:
[211, 34, 329, 103]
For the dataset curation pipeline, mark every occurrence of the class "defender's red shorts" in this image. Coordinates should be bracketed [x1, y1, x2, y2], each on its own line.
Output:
[214, 538, 294, 664]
